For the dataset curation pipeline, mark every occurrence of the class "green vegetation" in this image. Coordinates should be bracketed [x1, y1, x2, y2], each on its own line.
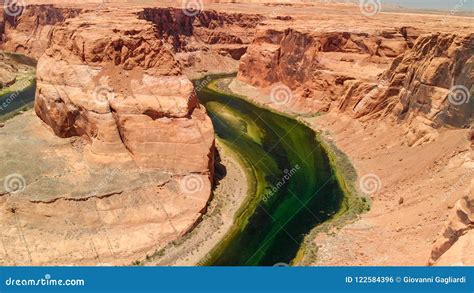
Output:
[195, 75, 367, 266]
[0, 52, 37, 122]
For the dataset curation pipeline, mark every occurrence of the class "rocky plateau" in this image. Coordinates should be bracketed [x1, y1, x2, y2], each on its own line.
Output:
[0, 1, 472, 266]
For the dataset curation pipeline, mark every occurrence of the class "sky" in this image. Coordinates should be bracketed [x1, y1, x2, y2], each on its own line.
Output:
[382, 0, 474, 11]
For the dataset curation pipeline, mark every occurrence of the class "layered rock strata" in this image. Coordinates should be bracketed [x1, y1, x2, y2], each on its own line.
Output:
[0, 6, 217, 265]
[138, 7, 263, 76]
[430, 180, 474, 266]
[1, 5, 83, 58]
[1, 2, 472, 266]
[34, 9, 215, 172]
[0, 52, 20, 88]
[337, 33, 473, 146]
[238, 26, 473, 145]
[232, 4, 473, 265]
[238, 27, 414, 113]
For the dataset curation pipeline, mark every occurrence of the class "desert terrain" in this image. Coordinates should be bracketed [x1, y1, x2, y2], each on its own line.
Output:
[0, 0, 472, 266]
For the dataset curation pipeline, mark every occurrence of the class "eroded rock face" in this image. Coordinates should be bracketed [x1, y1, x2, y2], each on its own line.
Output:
[237, 27, 410, 113]
[389, 34, 473, 127]
[430, 180, 474, 266]
[0, 52, 20, 88]
[33, 9, 215, 173]
[139, 8, 262, 53]
[0, 5, 216, 265]
[338, 33, 473, 146]
[1, 5, 83, 58]
[0, 111, 213, 265]
[239, 25, 473, 146]
[137, 7, 263, 76]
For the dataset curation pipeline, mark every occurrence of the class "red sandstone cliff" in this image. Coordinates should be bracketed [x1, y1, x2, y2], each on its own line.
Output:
[238, 27, 473, 145]
[237, 27, 413, 112]
[138, 7, 263, 76]
[233, 8, 473, 265]
[430, 179, 474, 266]
[34, 8, 216, 173]
[337, 33, 473, 146]
[1, 5, 83, 58]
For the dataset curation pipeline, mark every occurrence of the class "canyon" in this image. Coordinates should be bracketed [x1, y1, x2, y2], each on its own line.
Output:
[0, 1, 473, 266]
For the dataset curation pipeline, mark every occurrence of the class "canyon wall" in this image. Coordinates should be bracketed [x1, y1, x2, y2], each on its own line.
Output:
[234, 9, 473, 265]
[237, 27, 413, 112]
[338, 33, 473, 146]
[1, 5, 84, 58]
[1, 2, 472, 265]
[238, 26, 473, 145]
[0, 5, 217, 173]
[0, 52, 22, 88]
[0, 4, 267, 265]
[34, 8, 215, 173]
[138, 7, 263, 76]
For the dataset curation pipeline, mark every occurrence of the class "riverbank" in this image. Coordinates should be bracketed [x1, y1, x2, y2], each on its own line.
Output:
[208, 76, 369, 265]
[227, 77, 472, 265]
[0, 51, 36, 122]
[140, 140, 250, 266]
[0, 80, 36, 122]
[198, 76, 367, 265]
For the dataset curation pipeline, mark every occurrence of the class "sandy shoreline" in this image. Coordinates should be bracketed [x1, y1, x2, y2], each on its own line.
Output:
[143, 140, 249, 266]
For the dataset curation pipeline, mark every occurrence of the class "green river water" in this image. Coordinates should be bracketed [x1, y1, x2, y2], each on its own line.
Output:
[195, 76, 346, 266]
[1, 61, 351, 266]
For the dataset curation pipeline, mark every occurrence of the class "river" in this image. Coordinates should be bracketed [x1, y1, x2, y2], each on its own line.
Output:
[195, 75, 346, 266]
[2, 65, 347, 266]
[0, 52, 36, 120]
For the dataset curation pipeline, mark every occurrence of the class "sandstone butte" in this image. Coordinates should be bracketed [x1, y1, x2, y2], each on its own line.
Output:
[0, 1, 472, 266]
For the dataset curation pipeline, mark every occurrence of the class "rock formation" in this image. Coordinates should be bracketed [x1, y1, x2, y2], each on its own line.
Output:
[0, 1, 472, 266]
[430, 179, 474, 266]
[1, 5, 83, 58]
[230, 3, 473, 266]
[337, 33, 473, 146]
[138, 7, 263, 76]
[0, 52, 20, 88]
[0, 5, 219, 265]
[237, 26, 423, 114]
[238, 25, 473, 146]
[34, 8, 215, 172]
